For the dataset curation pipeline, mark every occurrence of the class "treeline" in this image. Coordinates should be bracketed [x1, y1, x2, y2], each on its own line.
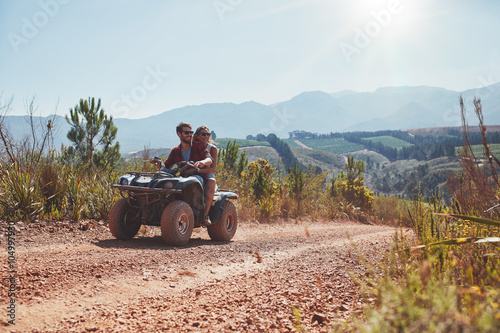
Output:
[246, 133, 310, 172]
[289, 129, 414, 141]
[289, 129, 500, 146]
[289, 129, 500, 162]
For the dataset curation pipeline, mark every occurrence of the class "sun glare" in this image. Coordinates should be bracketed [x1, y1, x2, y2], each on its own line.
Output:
[351, 0, 394, 11]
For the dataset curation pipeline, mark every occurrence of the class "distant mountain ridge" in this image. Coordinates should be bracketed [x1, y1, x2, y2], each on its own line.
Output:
[3, 83, 500, 153]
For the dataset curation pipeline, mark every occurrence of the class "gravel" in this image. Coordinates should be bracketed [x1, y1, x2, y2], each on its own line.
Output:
[1, 218, 395, 332]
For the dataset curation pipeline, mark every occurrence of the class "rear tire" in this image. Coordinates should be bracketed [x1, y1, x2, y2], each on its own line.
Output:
[108, 198, 141, 240]
[208, 200, 238, 241]
[161, 201, 194, 246]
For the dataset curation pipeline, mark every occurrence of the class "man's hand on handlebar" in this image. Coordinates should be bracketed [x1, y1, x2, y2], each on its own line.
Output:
[149, 156, 163, 169]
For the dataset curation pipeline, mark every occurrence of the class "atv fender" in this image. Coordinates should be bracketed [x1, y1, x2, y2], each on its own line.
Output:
[174, 176, 204, 190]
[209, 192, 238, 225]
[175, 177, 205, 223]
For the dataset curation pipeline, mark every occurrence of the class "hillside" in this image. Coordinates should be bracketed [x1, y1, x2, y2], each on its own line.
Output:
[291, 147, 345, 177]
[4, 82, 500, 153]
[221, 125, 500, 199]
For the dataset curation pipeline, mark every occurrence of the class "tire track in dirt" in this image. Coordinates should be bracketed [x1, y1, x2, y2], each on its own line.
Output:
[2, 221, 395, 332]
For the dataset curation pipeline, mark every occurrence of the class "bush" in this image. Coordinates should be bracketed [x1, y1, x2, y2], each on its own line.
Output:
[372, 195, 410, 226]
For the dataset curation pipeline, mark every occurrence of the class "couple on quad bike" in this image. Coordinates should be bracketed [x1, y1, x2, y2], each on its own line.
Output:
[110, 121, 237, 246]
[152, 122, 218, 226]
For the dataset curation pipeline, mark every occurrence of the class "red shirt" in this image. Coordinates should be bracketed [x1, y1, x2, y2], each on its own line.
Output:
[164, 141, 212, 171]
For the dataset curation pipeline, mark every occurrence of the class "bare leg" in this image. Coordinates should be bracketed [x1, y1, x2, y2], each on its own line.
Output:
[205, 178, 216, 216]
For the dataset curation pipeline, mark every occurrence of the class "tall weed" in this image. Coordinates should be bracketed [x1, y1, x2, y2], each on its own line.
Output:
[345, 255, 500, 333]
[372, 195, 411, 227]
[64, 166, 87, 220]
[0, 162, 44, 221]
[87, 170, 121, 220]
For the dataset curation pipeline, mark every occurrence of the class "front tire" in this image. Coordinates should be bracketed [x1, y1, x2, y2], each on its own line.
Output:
[108, 198, 141, 240]
[161, 201, 194, 246]
[208, 200, 238, 241]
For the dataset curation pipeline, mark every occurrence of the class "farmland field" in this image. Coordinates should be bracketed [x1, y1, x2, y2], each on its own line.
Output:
[362, 136, 413, 150]
[296, 138, 365, 154]
[463, 143, 500, 158]
[349, 150, 390, 164]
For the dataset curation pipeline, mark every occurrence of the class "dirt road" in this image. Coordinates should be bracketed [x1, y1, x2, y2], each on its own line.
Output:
[1, 219, 395, 332]
[293, 139, 312, 150]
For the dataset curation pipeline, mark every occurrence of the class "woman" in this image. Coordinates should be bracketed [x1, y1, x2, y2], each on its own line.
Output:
[193, 126, 218, 226]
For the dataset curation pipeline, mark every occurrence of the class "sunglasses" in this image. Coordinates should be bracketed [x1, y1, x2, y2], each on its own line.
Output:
[181, 130, 194, 135]
[200, 133, 211, 137]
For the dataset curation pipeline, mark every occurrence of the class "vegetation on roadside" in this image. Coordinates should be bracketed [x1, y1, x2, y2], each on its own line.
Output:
[338, 96, 500, 332]
[0, 96, 120, 222]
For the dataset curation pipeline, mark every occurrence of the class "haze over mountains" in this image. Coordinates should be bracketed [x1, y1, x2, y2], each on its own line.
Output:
[5, 83, 500, 153]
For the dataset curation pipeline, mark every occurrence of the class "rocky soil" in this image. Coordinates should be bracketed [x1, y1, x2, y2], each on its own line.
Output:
[1, 218, 397, 332]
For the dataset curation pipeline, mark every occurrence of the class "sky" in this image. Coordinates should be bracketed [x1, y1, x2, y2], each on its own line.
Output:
[1, 0, 499, 119]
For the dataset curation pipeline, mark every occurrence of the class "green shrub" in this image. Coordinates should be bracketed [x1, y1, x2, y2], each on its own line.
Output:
[240, 159, 280, 218]
[0, 162, 44, 221]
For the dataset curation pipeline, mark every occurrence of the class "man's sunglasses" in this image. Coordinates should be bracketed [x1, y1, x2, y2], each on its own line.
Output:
[181, 130, 194, 135]
[200, 133, 211, 137]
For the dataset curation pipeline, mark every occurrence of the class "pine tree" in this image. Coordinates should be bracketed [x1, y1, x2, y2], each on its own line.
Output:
[65, 97, 120, 170]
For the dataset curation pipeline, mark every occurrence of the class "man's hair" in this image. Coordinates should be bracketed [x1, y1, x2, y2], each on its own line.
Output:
[176, 122, 192, 134]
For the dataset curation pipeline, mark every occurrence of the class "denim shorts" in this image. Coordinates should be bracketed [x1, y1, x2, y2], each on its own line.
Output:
[206, 173, 215, 179]
[193, 175, 205, 186]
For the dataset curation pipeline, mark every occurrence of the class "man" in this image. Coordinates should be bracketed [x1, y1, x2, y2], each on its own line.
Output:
[156, 122, 213, 225]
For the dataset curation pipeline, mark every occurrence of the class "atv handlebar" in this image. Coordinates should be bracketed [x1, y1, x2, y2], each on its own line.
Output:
[157, 161, 199, 177]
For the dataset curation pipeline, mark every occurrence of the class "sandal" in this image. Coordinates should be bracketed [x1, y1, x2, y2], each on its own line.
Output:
[203, 214, 212, 226]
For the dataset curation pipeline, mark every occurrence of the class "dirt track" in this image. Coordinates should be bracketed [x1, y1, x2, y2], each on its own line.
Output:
[1, 219, 396, 332]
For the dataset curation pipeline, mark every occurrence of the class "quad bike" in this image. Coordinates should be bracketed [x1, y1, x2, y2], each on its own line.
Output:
[108, 160, 238, 246]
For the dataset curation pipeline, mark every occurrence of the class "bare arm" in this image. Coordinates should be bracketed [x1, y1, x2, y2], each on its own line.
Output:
[198, 146, 218, 174]
[193, 143, 213, 168]
[194, 157, 212, 168]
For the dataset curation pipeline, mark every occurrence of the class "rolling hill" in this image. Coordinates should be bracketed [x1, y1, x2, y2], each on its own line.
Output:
[2, 82, 500, 153]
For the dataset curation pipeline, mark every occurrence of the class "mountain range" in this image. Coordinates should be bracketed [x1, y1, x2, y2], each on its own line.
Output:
[4, 82, 500, 153]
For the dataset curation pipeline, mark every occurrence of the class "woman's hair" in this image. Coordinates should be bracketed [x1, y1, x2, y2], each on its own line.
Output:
[193, 125, 214, 144]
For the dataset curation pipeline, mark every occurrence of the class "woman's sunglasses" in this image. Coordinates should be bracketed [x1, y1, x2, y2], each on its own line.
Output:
[200, 133, 211, 137]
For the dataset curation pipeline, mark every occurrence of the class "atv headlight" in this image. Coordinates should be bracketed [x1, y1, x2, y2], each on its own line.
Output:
[163, 181, 175, 189]
[119, 177, 129, 186]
